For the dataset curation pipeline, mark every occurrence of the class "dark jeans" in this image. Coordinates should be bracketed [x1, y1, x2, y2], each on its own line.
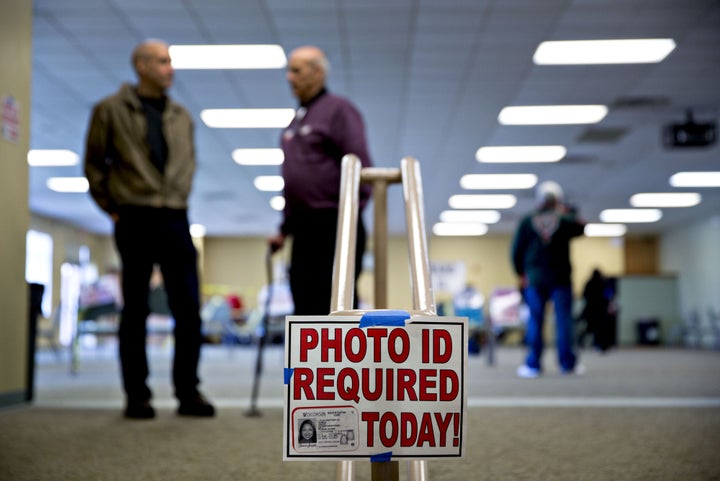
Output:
[113, 207, 203, 403]
[288, 209, 366, 315]
[523, 284, 577, 372]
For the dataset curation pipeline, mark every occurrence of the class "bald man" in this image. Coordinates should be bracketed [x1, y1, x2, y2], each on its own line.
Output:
[269, 46, 373, 315]
[84, 40, 214, 419]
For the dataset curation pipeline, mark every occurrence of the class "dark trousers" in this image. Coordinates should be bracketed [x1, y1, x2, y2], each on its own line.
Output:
[113, 207, 202, 402]
[523, 284, 577, 372]
[289, 209, 366, 315]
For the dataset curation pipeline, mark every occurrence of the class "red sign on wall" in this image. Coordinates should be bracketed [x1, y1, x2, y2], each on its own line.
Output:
[2, 96, 20, 143]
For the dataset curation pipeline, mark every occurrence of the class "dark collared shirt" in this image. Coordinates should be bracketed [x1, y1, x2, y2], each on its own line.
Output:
[280, 90, 373, 234]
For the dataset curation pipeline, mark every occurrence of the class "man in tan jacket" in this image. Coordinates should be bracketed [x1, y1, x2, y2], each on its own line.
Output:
[84, 39, 214, 419]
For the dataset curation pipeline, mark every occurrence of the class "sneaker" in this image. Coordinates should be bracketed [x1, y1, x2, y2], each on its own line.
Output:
[177, 393, 216, 417]
[561, 364, 586, 376]
[516, 364, 541, 379]
[124, 400, 156, 420]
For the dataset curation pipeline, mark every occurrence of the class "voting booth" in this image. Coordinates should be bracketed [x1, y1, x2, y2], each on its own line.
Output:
[282, 156, 468, 481]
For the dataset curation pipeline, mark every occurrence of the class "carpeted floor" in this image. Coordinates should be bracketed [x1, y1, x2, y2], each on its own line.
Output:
[1, 343, 719, 480]
[1, 406, 718, 480]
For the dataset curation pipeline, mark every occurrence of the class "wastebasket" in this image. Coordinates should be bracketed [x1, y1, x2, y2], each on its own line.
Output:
[27, 283, 45, 401]
[636, 318, 661, 346]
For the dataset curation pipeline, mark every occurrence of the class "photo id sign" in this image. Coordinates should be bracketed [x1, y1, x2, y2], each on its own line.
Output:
[283, 312, 467, 461]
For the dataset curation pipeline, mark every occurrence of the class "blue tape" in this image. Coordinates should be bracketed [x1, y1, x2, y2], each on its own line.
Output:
[284, 368, 294, 385]
[370, 451, 393, 462]
[359, 310, 410, 328]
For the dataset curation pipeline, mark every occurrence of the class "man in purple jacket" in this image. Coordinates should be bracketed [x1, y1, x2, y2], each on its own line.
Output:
[269, 46, 373, 315]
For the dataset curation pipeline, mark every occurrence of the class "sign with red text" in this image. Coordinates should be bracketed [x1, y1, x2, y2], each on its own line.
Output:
[2, 96, 20, 143]
[283, 315, 467, 461]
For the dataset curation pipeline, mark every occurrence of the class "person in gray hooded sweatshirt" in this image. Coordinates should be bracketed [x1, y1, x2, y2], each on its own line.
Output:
[512, 181, 586, 378]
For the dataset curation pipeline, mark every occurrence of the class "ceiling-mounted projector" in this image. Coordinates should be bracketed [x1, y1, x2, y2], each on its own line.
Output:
[663, 109, 717, 147]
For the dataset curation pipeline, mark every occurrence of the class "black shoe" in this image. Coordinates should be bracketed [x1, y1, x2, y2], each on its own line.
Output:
[124, 400, 156, 419]
[177, 393, 215, 417]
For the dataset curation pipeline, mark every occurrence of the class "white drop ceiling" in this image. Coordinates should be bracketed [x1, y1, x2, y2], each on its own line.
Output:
[29, 0, 720, 237]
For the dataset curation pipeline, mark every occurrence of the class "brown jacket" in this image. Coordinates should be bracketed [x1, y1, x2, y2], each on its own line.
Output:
[84, 83, 196, 215]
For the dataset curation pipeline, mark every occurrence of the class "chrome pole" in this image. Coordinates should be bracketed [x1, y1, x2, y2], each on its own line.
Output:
[331, 157, 434, 481]
[400, 156, 436, 315]
[335, 461, 355, 481]
[360, 167, 402, 309]
[401, 157, 434, 481]
[331, 154, 362, 481]
[331, 154, 362, 313]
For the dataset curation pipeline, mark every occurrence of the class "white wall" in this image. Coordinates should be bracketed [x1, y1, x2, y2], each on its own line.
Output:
[661, 215, 720, 318]
[616, 275, 678, 345]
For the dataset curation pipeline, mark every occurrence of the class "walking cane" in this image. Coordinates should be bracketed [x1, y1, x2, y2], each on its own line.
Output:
[245, 246, 274, 417]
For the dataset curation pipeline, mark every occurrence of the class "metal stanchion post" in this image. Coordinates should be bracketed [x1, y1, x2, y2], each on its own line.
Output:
[330, 155, 436, 481]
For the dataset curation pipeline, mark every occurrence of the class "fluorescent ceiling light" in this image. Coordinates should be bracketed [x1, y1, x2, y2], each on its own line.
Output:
[270, 196, 285, 211]
[432, 222, 488, 237]
[232, 148, 284, 166]
[46, 177, 89, 193]
[254, 175, 284, 192]
[439, 210, 501, 224]
[534, 39, 676, 65]
[599, 209, 662, 223]
[169, 44, 287, 69]
[460, 173, 537, 190]
[449, 194, 517, 209]
[28, 149, 79, 166]
[670, 171, 720, 188]
[630, 192, 701, 208]
[189, 224, 206, 238]
[584, 223, 627, 237]
[201, 108, 295, 128]
[498, 105, 608, 125]
[476, 146, 566, 163]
